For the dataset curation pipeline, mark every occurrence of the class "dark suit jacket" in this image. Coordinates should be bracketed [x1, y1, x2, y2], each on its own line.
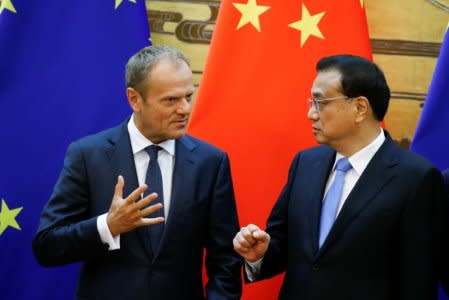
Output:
[33, 121, 242, 300]
[443, 169, 449, 198]
[441, 169, 449, 295]
[254, 134, 443, 300]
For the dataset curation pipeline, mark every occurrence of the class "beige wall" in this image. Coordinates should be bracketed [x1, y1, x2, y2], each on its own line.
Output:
[366, 0, 448, 147]
[146, 0, 449, 146]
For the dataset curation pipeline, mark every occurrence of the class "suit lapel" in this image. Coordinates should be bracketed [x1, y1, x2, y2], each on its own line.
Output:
[104, 121, 154, 258]
[316, 136, 400, 258]
[307, 149, 335, 255]
[151, 136, 196, 262]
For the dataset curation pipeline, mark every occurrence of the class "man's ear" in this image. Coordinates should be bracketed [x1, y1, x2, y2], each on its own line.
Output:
[127, 87, 141, 112]
[353, 96, 369, 123]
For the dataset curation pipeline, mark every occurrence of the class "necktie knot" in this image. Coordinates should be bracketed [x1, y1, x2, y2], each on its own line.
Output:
[145, 145, 162, 161]
[335, 157, 352, 174]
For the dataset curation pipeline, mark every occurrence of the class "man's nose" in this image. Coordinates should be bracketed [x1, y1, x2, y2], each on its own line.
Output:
[177, 98, 192, 114]
[307, 106, 319, 120]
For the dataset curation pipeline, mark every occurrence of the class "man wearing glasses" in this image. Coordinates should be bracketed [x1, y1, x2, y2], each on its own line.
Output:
[233, 55, 444, 300]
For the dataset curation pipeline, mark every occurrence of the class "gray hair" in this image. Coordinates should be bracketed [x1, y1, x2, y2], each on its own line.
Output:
[125, 45, 190, 92]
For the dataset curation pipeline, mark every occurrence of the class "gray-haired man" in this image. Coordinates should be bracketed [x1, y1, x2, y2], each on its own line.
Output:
[33, 45, 242, 300]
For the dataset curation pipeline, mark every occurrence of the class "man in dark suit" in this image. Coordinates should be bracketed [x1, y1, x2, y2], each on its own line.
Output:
[233, 55, 443, 300]
[33, 45, 242, 300]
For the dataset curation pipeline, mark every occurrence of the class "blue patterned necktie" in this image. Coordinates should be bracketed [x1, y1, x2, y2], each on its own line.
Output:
[319, 157, 352, 248]
[144, 145, 165, 254]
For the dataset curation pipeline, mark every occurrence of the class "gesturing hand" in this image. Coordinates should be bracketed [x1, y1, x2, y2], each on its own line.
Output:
[107, 175, 164, 237]
[233, 224, 270, 262]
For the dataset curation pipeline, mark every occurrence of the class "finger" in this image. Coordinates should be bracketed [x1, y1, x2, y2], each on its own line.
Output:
[241, 227, 256, 244]
[139, 217, 165, 227]
[134, 192, 159, 210]
[236, 232, 256, 248]
[139, 203, 163, 217]
[233, 237, 250, 253]
[126, 184, 148, 204]
[253, 230, 270, 243]
[114, 175, 124, 199]
[246, 224, 261, 233]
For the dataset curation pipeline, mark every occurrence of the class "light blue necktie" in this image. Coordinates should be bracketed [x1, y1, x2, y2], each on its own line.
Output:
[319, 157, 352, 248]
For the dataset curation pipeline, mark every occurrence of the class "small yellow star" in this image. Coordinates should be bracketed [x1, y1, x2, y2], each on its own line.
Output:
[232, 0, 270, 32]
[0, 199, 23, 235]
[289, 4, 326, 47]
[115, 0, 136, 10]
[0, 0, 17, 14]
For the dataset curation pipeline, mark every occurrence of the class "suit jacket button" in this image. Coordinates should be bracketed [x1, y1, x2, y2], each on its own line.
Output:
[312, 265, 319, 271]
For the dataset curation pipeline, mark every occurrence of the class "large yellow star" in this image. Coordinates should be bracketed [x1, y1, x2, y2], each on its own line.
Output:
[0, 0, 17, 14]
[115, 0, 136, 10]
[288, 4, 326, 47]
[232, 0, 270, 32]
[0, 199, 23, 235]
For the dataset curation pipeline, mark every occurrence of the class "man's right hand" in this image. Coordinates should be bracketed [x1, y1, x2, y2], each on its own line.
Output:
[107, 175, 164, 237]
[233, 224, 270, 262]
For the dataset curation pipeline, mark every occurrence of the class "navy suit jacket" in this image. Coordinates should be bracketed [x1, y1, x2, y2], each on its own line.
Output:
[443, 169, 449, 197]
[441, 169, 449, 295]
[254, 134, 443, 300]
[33, 121, 242, 300]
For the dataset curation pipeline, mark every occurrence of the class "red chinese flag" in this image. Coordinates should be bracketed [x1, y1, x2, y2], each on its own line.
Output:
[189, 1, 371, 299]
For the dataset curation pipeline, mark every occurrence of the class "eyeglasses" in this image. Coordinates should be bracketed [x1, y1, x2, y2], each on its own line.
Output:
[308, 96, 349, 111]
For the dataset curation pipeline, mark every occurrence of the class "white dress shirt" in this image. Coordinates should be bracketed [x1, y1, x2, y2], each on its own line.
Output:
[97, 116, 175, 250]
[325, 129, 385, 216]
[246, 129, 386, 279]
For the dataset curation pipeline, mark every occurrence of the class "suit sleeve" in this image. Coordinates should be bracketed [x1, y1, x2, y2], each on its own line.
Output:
[255, 153, 301, 281]
[204, 153, 243, 300]
[32, 141, 108, 267]
[399, 167, 444, 300]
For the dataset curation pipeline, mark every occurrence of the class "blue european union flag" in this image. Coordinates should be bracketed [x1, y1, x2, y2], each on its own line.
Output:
[0, 1, 149, 299]
[411, 30, 449, 171]
[411, 30, 449, 300]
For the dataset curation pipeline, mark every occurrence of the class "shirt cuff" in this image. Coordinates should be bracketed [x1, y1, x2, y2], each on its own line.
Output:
[97, 213, 120, 250]
[245, 257, 263, 282]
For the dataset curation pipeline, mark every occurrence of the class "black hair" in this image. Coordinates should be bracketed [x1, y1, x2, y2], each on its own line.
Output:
[316, 55, 390, 121]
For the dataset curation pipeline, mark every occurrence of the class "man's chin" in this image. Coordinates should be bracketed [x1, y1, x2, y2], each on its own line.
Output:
[313, 133, 326, 145]
[169, 129, 187, 140]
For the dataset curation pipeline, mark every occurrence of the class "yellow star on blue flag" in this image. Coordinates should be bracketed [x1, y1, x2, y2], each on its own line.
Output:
[0, 0, 150, 297]
[115, 0, 136, 9]
[0, 0, 17, 14]
[0, 199, 23, 235]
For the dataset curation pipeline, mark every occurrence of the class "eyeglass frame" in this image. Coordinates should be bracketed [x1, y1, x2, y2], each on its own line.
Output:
[308, 96, 351, 111]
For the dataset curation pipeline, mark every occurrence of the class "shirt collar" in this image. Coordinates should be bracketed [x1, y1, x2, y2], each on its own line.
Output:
[127, 115, 175, 156]
[335, 128, 385, 176]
